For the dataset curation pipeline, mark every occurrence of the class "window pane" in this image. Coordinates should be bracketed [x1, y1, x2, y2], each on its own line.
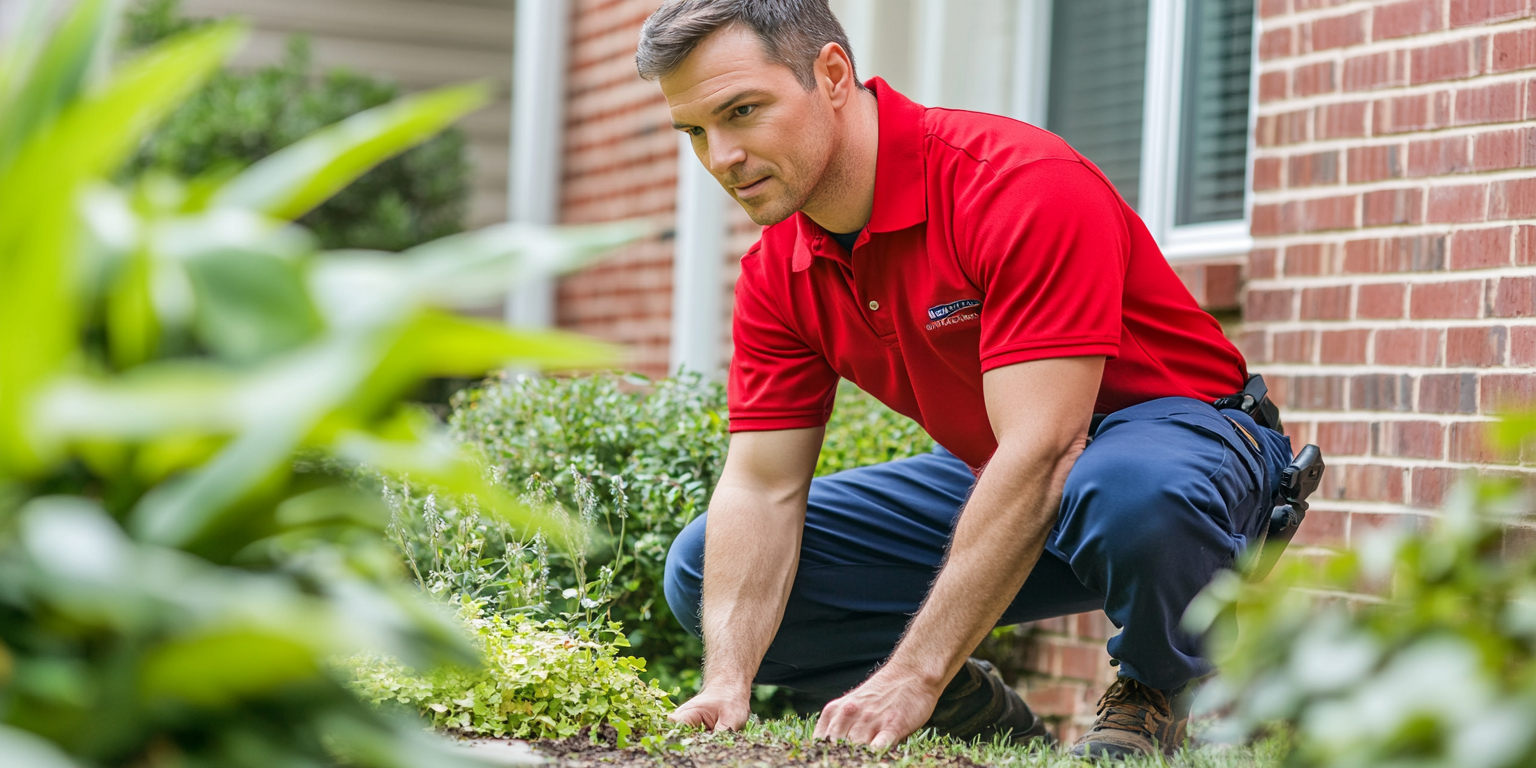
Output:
[1047, 0, 1148, 209]
[1176, 0, 1253, 225]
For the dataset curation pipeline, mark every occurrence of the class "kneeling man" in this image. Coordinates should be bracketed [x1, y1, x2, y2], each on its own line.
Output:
[639, 0, 1292, 759]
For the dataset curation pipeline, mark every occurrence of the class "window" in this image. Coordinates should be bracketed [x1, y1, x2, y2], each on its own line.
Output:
[828, 0, 1258, 259]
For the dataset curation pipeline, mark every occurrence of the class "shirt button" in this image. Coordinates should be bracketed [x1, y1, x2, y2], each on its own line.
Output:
[867, 300, 880, 311]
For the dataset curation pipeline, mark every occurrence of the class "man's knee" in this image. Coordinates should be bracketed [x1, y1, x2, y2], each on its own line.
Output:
[663, 513, 707, 638]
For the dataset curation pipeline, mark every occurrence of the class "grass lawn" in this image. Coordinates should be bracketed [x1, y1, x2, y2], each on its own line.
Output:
[531, 716, 1288, 767]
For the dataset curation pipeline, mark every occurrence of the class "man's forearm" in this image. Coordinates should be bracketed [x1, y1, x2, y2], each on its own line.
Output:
[885, 438, 1084, 689]
[697, 480, 806, 693]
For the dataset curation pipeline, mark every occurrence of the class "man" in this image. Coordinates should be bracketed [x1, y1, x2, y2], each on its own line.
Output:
[639, 0, 1293, 759]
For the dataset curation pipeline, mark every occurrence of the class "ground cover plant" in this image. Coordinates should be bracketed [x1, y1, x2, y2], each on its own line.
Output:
[122, 0, 471, 253]
[0, 0, 639, 764]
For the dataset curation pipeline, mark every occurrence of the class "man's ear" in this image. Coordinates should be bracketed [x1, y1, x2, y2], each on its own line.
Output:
[816, 41, 855, 108]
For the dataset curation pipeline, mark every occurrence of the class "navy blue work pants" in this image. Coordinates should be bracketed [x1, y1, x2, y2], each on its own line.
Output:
[662, 397, 1293, 702]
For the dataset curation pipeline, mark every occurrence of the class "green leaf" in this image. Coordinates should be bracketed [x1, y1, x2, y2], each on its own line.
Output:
[0, 0, 118, 177]
[184, 249, 324, 364]
[0, 725, 86, 768]
[141, 629, 320, 706]
[209, 82, 491, 221]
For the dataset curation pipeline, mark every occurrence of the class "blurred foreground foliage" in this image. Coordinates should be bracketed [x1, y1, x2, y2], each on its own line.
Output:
[122, 0, 471, 252]
[383, 375, 933, 707]
[1191, 417, 1536, 768]
[0, 0, 641, 764]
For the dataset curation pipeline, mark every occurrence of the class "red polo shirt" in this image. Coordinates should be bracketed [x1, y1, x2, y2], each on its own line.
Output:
[727, 79, 1247, 471]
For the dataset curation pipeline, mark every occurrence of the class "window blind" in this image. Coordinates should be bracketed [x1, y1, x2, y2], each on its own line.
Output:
[1176, 0, 1254, 225]
[1046, 0, 1149, 209]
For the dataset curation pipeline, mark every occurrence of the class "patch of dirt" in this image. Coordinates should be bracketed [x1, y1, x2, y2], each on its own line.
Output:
[534, 725, 987, 768]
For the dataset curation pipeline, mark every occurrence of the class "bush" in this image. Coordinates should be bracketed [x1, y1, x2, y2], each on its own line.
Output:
[0, 1, 639, 763]
[348, 599, 673, 740]
[385, 373, 933, 701]
[121, 0, 471, 252]
[1189, 421, 1536, 768]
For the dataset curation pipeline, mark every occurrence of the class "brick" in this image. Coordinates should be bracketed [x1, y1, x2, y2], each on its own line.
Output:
[1408, 135, 1471, 176]
[1294, 61, 1337, 96]
[1253, 156, 1283, 190]
[1284, 243, 1330, 275]
[1344, 236, 1448, 274]
[1490, 178, 1536, 219]
[1357, 282, 1407, 317]
[1343, 463, 1407, 502]
[1374, 327, 1442, 365]
[1485, 372, 1536, 414]
[1346, 50, 1410, 93]
[1239, 329, 1270, 363]
[1426, 183, 1489, 223]
[1411, 39, 1484, 85]
[1301, 194, 1359, 231]
[1252, 202, 1288, 235]
[1411, 466, 1458, 508]
[1353, 373, 1415, 411]
[1447, 325, 1508, 365]
[1073, 612, 1115, 641]
[1292, 507, 1347, 547]
[1293, 375, 1348, 410]
[1320, 329, 1371, 364]
[1493, 28, 1536, 72]
[1411, 280, 1484, 318]
[1289, 150, 1340, 187]
[1274, 330, 1316, 362]
[1450, 421, 1506, 462]
[1347, 144, 1402, 182]
[1308, 11, 1368, 51]
[1260, 0, 1290, 16]
[1493, 275, 1536, 317]
[1317, 101, 1369, 138]
[1364, 187, 1424, 226]
[1455, 82, 1524, 125]
[1247, 288, 1296, 321]
[1316, 421, 1371, 454]
[1250, 248, 1279, 279]
[1420, 372, 1479, 413]
[1449, 226, 1514, 269]
[1375, 420, 1446, 460]
[1472, 127, 1536, 171]
[1259, 70, 1289, 103]
[1520, 226, 1536, 265]
[1375, 92, 1453, 134]
[1514, 326, 1536, 365]
[1375, 0, 1445, 39]
[1301, 285, 1352, 319]
[1260, 26, 1295, 60]
[1060, 643, 1109, 681]
[1450, 0, 1533, 27]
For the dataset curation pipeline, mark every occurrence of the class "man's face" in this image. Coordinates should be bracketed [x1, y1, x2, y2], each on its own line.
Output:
[660, 25, 836, 227]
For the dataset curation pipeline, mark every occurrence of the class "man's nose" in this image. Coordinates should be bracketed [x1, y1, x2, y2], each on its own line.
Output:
[705, 132, 746, 177]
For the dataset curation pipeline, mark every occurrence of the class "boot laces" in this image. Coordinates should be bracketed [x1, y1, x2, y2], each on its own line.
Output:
[1093, 677, 1172, 734]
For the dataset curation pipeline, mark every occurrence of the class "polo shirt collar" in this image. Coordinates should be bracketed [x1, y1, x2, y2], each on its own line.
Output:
[790, 77, 926, 272]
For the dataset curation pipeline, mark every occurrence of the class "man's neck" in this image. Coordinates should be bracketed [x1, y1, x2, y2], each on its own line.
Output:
[801, 87, 880, 234]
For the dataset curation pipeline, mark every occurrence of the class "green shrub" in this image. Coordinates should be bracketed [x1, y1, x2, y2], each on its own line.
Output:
[1189, 423, 1536, 768]
[0, 1, 638, 764]
[386, 374, 932, 701]
[121, 0, 471, 252]
[348, 599, 673, 740]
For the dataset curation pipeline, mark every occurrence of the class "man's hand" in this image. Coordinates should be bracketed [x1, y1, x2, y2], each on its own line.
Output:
[670, 684, 751, 732]
[813, 664, 943, 749]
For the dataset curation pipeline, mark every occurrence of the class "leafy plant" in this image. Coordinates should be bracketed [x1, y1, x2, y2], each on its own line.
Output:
[121, 0, 471, 253]
[1188, 425, 1536, 768]
[0, 0, 639, 765]
[348, 598, 673, 740]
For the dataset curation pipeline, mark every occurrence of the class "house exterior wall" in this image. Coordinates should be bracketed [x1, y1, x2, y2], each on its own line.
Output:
[180, 0, 515, 228]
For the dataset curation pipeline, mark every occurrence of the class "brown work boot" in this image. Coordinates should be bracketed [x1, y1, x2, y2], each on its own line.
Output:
[924, 658, 1055, 747]
[1069, 676, 1190, 760]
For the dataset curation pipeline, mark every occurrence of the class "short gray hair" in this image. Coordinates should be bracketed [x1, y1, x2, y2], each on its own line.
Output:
[636, 0, 859, 91]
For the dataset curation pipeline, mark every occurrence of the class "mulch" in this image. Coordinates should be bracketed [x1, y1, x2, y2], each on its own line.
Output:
[533, 725, 988, 768]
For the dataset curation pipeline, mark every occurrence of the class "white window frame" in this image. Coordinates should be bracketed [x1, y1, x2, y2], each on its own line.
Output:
[1011, 0, 1258, 260]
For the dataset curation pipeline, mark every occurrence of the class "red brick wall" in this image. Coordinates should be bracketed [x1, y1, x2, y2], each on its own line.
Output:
[1241, 0, 1536, 551]
[557, 0, 675, 376]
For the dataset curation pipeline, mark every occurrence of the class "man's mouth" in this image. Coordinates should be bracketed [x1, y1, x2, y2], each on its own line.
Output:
[733, 176, 771, 199]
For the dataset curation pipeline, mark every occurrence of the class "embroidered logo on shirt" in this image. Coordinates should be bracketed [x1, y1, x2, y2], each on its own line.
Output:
[925, 299, 981, 321]
[924, 299, 981, 331]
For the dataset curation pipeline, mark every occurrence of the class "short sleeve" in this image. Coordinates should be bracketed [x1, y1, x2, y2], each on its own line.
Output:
[726, 250, 839, 432]
[960, 158, 1128, 371]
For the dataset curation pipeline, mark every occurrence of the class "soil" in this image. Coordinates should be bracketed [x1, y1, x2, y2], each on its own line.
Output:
[533, 725, 988, 768]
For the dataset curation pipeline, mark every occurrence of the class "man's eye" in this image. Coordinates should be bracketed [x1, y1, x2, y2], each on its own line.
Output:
[733, 105, 755, 117]
[690, 126, 704, 137]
